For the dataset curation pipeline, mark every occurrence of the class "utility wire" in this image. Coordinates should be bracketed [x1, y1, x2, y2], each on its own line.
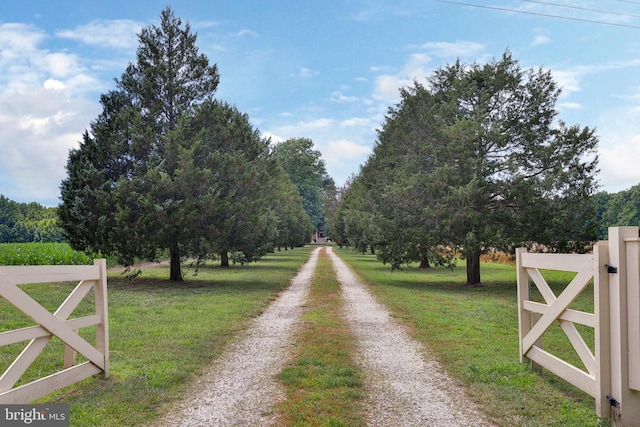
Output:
[434, 0, 640, 29]
[521, 0, 640, 19]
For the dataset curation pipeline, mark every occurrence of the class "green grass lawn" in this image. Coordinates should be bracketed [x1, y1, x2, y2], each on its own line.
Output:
[1, 245, 612, 426]
[0, 247, 313, 426]
[334, 247, 609, 427]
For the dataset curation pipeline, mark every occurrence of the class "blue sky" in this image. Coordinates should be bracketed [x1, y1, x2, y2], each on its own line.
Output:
[1, 1, 639, 206]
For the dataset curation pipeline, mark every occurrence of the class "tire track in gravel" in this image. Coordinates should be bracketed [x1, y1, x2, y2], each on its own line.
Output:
[327, 246, 495, 427]
[155, 247, 321, 427]
[155, 246, 494, 426]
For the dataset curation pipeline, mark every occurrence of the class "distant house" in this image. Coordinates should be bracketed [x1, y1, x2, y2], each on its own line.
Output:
[313, 231, 329, 243]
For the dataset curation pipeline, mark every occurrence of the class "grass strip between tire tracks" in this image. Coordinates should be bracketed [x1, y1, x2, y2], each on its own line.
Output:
[276, 247, 366, 427]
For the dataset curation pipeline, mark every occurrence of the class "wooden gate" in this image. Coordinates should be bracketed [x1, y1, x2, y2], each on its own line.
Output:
[516, 245, 610, 416]
[0, 259, 109, 403]
[518, 226, 640, 425]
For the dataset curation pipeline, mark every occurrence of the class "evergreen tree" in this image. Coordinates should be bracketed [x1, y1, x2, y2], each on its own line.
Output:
[60, 8, 219, 280]
[350, 51, 599, 285]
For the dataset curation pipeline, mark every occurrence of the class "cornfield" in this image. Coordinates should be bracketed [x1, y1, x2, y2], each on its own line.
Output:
[0, 243, 91, 265]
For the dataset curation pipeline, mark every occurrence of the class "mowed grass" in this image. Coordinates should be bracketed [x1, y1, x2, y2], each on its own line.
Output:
[0, 247, 312, 426]
[2, 244, 612, 426]
[334, 247, 610, 427]
[275, 248, 365, 427]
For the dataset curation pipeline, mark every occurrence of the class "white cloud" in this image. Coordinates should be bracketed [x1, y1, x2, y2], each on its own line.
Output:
[340, 117, 372, 128]
[558, 101, 582, 110]
[0, 24, 47, 90]
[599, 135, 640, 192]
[330, 91, 360, 103]
[373, 74, 406, 101]
[272, 118, 334, 136]
[592, 101, 640, 192]
[369, 65, 394, 73]
[420, 41, 486, 58]
[532, 34, 551, 47]
[322, 139, 373, 185]
[39, 52, 80, 77]
[192, 20, 221, 30]
[0, 23, 46, 54]
[369, 41, 488, 105]
[553, 60, 640, 96]
[0, 22, 107, 204]
[324, 139, 372, 161]
[0, 22, 104, 96]
[0, 89, 99, 205]
[372, 53, 431, 102]
[56, 19, 143, 49]
[43, 79, 65, 91]
[552, 70, 584, 95]
[237, 28, 259, 38]
[298, 67, 319, 78]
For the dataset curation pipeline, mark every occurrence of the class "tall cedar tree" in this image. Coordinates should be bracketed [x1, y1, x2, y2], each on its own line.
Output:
[350, 51, 599, 284]
[182, 100, 281, 267]
[59, 8, 220, 280]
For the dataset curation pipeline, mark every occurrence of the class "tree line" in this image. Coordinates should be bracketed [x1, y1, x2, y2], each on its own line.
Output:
[594, 185, 640, 239]
[324, 51, 603, 285]
[0, 195, 64, 243]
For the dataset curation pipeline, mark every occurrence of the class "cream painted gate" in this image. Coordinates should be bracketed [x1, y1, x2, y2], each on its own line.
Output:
[517, 227, 640, 425]
[0, 259, 109, 403]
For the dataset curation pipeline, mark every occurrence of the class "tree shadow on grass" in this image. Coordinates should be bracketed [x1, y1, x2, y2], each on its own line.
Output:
[358, 262, 517, 299]
[107, 274, 288, 295]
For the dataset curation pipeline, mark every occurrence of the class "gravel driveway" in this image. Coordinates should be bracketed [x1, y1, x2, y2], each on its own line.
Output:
[155, 247, 494, 426]
[327, 247, 493, 426]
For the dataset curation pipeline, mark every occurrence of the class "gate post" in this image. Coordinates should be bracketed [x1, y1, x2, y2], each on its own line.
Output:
[607, 226, 640, 426]
[516, 247, 531, 365]
[595, 241, 611, 418]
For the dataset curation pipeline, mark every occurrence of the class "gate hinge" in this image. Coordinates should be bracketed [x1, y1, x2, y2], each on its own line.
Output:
[605, 264, 618, 274]
[607, 394, 620, 408]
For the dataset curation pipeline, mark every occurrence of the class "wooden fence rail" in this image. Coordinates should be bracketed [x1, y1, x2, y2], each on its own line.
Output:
[0, 259, 108, 403]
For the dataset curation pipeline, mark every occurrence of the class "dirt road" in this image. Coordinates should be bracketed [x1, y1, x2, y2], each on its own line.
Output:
[155, 247, 493, 426]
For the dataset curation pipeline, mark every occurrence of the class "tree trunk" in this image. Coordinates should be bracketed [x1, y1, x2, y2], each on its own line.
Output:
[419, 255, 431, 269]
[220, 251, 229, 268]
[466, 252, 481, 285]
[370, 245, 375, 255]
[169, 243, 183, 281]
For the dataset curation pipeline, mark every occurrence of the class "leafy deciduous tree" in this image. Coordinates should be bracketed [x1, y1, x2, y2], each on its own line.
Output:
[272, 137, 333, 235]
[0, 196, 64, 243]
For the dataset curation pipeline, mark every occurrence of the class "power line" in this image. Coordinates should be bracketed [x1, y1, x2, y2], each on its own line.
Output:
[614, 0, 640, 4]
[522, 0, 640, 19]
[434, 0, 640, 29]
